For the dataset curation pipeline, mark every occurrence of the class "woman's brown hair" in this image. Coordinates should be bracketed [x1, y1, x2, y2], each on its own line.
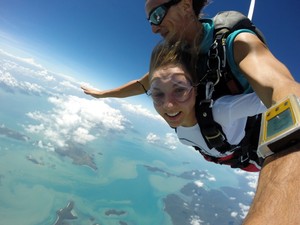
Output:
[149, 40, 200, 84]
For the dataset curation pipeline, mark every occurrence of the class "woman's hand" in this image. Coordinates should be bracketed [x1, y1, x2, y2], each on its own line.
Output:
[81, 86, 103, 98]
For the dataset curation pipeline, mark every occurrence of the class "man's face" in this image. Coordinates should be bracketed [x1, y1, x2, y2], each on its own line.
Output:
[145, 0, 190, 40]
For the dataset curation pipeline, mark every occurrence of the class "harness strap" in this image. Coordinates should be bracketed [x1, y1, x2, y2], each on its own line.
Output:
[213, 30, 244, 95]
[193, 114, 264, 170]
[219, 114, 263, 169]
[196, 27, 248, 151]
[196, 100, 230, 152]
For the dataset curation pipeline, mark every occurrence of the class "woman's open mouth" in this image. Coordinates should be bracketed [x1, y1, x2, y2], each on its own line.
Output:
[166, 112, 180, 117]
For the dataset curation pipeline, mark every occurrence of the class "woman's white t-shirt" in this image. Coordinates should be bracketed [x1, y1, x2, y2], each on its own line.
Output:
[176, 92, 267, 157]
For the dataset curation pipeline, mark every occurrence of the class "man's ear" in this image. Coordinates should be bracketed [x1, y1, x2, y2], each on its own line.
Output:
[181, 0, 194, 14]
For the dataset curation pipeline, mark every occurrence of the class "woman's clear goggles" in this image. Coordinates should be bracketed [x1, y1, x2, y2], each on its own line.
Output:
[147, 83, 196, 106]
[147, 0, 181, 26]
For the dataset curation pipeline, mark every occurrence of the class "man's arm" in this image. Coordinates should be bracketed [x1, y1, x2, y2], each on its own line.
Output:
[234, 32, 300, 224]
[81, 73, 149, 98]
[233, 32, 300, 107]
[243, 144, 300, 225]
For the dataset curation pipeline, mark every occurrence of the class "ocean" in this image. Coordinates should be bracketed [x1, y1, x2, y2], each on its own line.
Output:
[0, 125, 249, 225]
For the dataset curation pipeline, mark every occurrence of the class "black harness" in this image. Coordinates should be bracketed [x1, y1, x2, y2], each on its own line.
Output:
[193, 11, 266, 170]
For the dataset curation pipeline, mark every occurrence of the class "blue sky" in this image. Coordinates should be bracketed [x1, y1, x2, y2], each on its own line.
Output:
[1, 0, 299, 91]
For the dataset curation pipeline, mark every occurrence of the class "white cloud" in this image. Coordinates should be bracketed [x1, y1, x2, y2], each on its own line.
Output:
[25, 123, 45, 133]
[164, 133, 179, 149]
[0, 70, 18, 87]
[245, 174, 258, 189]
[36, 140, 55, 152]
[0, 68, 45, 95]
[239, 202, 250, 219]
[189, 215, 204, 225]
[233, 169, 246, 175]
[121, 103, 163, 121]
[194, 180, 204, 187]
[146, 132, 179, 150]
[0, 49, 85, 96]
[24, 95, 129, 148]
[246, 191, 255, 197]
[37, 69, 55, 82]
[21, 57, 43, 68]
[22, 81, 44, 93]
[1, 49, 181, 153]
[146, 132, 160, 144]
[59, 80, 78, 90]
[234, 169, 259, 189]
[73, 127, 96, 144]
[231, 211, 238, 218]
[200, 170, 216, 182]
[0, 49, 42, 68]
[207, 175, 216, 182]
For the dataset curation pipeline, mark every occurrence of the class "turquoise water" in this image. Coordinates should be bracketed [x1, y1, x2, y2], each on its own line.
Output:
[0, 128, 244, 225]
[0, 138, 160, 224]
[0, 132, 196, 225]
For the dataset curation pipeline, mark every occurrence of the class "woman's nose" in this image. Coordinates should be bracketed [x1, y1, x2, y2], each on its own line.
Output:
[162, 96, 175, 109]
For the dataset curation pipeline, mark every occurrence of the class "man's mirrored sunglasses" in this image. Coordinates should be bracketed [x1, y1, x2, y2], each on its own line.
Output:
[147, 0, 181, 26]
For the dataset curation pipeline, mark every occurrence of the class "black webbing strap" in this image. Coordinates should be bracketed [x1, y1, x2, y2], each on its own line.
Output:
[217, 114, 263, 169]
[196, 99, 231, 153]
[194, 114, 263, 169]
[195, 29, 244, 151]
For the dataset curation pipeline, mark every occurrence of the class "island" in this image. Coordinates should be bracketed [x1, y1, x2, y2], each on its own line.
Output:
[0, 124, 29, 142]
[26, 154, 44, 165]
[104, 209, 127, 216]
[53, 201, 78, 225]
[55, 144, 97, 171]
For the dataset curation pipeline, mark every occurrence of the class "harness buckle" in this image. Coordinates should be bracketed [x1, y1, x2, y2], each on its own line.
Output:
[199, 81, 215, 108]
[204, 131, 226, 148]
[240, 152, 250, 163]
[205, 82, 214, 100]
[199, 98, 214, 109]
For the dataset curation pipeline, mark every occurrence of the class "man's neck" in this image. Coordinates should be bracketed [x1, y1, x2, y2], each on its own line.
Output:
[185, 20, 203, 46]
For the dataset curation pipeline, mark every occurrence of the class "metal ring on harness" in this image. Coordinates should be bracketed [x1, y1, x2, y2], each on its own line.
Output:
[205, 82, 214, 100]
[206, 40, 222, 86]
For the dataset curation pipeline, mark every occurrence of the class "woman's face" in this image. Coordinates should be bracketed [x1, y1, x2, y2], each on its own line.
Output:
[149, 65, 197, 128]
